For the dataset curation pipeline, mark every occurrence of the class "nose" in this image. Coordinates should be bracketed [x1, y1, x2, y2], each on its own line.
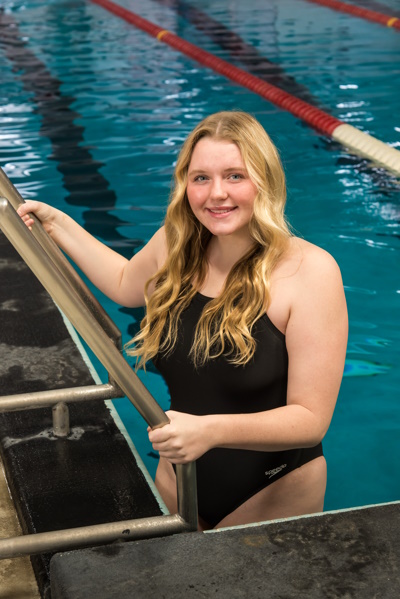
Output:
[210, 177, 228, 201]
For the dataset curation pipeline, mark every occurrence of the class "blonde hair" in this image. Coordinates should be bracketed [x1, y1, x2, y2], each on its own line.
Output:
[126, 111, 291, 368]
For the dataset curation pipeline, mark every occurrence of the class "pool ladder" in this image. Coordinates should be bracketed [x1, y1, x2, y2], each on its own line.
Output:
[0, 167, 198, 560]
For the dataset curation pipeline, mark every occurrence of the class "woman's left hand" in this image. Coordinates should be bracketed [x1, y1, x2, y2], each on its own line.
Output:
[148, 410, 211, 464]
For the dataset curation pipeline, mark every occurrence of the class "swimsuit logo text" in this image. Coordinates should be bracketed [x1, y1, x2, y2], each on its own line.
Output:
[265, 464, 287, 479]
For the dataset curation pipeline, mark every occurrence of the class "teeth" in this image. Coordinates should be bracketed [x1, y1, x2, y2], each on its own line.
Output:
[210, 208, 232, 213]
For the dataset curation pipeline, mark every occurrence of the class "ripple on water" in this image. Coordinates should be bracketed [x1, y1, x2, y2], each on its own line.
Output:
[344, 359, 391, 377]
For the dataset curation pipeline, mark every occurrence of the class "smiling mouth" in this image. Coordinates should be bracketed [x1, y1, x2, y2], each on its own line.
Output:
[207, 207, 237, 215]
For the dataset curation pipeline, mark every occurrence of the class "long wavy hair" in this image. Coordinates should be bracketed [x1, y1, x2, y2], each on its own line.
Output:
[126, 111, 292, 368]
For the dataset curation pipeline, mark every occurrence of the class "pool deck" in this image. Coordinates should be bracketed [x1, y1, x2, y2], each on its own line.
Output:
[1, 229, 399, 598]
[50, 502, 400, 599]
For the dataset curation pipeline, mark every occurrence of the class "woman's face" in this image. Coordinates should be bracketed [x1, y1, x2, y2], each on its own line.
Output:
[186, 137, 258, 242]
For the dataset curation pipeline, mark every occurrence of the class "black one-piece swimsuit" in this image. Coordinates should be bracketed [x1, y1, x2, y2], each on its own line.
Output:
[154, 292, 323, 528]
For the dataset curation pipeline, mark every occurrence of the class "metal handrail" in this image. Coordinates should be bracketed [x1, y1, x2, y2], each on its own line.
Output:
[0, 196, 199, 558]
[0, 167, 121, 344]
[0, 515, 192, 559]
[0, 383, 121, 412]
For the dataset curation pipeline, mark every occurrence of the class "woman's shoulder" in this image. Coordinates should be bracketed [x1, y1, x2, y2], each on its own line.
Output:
[151, 225, 167, 244]
[271, 236, 343, 298]
[284, 236, 345, 304]
[267, 237, 345, 335]
[146, 225, 168, 268]
[287, 236, 342, 276]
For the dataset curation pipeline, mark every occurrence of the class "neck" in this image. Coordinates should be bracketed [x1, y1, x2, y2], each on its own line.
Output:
[207, 233, 254, 273]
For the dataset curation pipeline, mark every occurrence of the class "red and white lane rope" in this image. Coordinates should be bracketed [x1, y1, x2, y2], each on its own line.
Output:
[90, 0, 400, 175]
[304, 0, 400, 30]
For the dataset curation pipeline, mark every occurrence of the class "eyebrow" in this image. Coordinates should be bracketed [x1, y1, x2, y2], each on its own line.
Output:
[188, 167, 248, 175]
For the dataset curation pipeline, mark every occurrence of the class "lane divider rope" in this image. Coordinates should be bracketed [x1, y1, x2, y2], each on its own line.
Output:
[90, 0, 400, 175]
[156, 29, 170, 41]
[387, 17, 399, 28]
[304, 0, 400, 30]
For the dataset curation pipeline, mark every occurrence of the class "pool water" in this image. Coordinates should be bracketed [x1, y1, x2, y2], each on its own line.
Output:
[1, 0, 399, 512]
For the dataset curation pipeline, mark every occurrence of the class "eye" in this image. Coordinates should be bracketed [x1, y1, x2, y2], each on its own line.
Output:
[193, 175, 208, 182]
[228, 173, 244, 181]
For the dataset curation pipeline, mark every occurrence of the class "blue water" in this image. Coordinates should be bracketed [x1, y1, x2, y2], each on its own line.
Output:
[1, 0, 399, 512]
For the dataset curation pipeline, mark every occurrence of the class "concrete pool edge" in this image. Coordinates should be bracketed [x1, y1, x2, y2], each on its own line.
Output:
[49, 501, 400, 598]
[205, 498, 400, 534]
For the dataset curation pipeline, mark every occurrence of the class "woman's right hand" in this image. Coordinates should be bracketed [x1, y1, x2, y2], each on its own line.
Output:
[16, 199, 165, 308]
[17, 200, 63, 236]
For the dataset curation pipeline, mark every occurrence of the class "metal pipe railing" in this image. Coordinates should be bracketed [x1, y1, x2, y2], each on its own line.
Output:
[0, 167, 121, 345]
[0, 196, 199, 556]
[176, 463, 199, 528]
[0, 383, 123, 412]
[52, 402, 70, 437]
[0, 514, 190, 559]
[0, 382, 125, 437]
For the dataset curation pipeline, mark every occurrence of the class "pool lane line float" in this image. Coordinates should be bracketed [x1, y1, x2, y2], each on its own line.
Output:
[304, 0, 400, 30]
[90, 0, 400, 175]
[331, 124, 400, 173]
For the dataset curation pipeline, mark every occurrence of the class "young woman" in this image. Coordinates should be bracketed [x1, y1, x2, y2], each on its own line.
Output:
[18, 111, 348, 530]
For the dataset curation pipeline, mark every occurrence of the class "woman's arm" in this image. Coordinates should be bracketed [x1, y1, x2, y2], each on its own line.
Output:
[18, 201, 167, 307]
[149, 246, 348, 463]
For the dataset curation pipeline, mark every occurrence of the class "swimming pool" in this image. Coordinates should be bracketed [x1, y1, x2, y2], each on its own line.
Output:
[1, 0, 399, 512]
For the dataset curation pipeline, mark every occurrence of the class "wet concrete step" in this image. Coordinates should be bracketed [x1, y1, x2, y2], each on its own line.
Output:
[50, 503, 400, 599]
